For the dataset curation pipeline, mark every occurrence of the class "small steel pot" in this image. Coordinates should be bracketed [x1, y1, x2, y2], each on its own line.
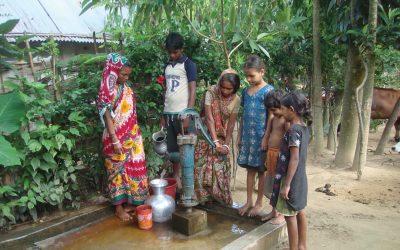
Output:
[152, 129, 167, 156]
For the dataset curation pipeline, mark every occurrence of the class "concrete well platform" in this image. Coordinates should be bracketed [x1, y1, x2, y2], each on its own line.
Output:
[1, 202, 287, 249]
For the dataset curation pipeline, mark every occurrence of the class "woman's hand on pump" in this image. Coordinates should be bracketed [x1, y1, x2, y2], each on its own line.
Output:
[216, 143, 229, 155]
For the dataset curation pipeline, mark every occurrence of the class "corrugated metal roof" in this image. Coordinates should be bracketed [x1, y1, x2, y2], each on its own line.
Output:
[0, 0, 110, 43]
[5, 34, 106, 43]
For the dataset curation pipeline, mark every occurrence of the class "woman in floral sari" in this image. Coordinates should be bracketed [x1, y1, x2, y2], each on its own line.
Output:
[194, 69, 241, 205]
[98, 53, 148, 221]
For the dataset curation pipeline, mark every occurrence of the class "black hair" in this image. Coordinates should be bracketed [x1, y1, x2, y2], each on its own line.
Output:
[243, 54, 265, 71]
[265, 90, 285, 109]
[281, 91, 312, 125]
[219, 73, 241, 94]
[123, 60, 132, 67]
[165, 32, 184, 50]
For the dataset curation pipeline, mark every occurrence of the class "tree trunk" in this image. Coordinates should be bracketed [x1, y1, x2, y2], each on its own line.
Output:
[327, 90, 343, 152]
[375, 99, 400, 154]
[354, 0, 378, 180]
[323, 75, 330, 130]
[220, 0, 230, 68]
[311, 0, 324, 157]
[323, 98, 330, 132]
[352, 86, 364, 170]
[334, 42, 365, 168]
[334, 0, 366, 168]
[352, 131, 361, 170]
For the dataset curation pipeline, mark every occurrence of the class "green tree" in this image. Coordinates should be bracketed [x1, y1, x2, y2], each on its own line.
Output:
[354, 0, 378, 179]
[312, 0, 324, 156]
[81, 0, 309, 68]
[334, 0, 366, 168]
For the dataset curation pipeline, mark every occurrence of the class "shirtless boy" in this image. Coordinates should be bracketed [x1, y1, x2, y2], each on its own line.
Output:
[261, 90, 288, 224]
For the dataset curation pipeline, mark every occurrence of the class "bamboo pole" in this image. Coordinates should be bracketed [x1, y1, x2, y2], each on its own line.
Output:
[49, 37, 60, 101]
[119, 33, 123, 54]
[24, 33, 37, 81]
[0, 69, 5, 93]
[103, 33, 108, 54]
[92, 31, 98, 54]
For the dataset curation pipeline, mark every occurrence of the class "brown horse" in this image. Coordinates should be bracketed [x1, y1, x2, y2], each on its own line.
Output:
[371, 87, 400, 141]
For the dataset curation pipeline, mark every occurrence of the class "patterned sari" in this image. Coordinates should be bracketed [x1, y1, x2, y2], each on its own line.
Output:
[194, 83, 240, 205]
[98, 53, 148, 206]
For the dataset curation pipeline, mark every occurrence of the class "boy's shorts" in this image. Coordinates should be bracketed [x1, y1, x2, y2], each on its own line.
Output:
[265, 147, 279, 176]
[164, 114, 196, 154]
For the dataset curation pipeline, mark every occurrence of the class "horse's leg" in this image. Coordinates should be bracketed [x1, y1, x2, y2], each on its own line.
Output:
[395, 117, 400, 142]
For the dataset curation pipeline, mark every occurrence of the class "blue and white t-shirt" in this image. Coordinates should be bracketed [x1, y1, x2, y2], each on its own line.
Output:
[163, 56, 197, 114]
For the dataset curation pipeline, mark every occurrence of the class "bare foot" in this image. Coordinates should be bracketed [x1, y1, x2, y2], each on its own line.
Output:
[115, 205, 132, 221]
[248, 204, 263, 217]
[270, 214, 285, 225]
[261, 211, 275, 222]
[238, 203, 252, 216]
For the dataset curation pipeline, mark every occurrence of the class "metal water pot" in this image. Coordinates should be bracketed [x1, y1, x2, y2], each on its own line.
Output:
[145, 179, 175, 223]
[152, 129, 168, 156]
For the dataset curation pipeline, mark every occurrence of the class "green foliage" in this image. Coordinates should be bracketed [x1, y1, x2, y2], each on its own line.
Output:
[0, 74, 91, 229]
[375, 45, 400, 88]
[0, 19, 21, 69]
[0, 91, 26, 166]
[0, 49, 105, 229]
[55, 59, 105, 182]
[0, 135, 21, 167]
[0, 91, 27, 134]
[370, 119, 385, 132]
[377, 6, 400, 45]
[81, 0, 307, 67]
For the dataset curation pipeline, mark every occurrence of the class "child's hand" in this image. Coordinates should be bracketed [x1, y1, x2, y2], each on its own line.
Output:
[280, 184, 290, 200]
[261, 137, 268, 151]
[182, 117, 190, 131]
[160, 116, 165, 128]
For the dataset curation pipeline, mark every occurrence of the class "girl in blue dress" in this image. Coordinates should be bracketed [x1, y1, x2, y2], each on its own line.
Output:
[237, 55, 274, 216]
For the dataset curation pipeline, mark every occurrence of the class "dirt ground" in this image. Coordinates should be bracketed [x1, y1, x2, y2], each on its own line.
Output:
[231, 125, 400, 250]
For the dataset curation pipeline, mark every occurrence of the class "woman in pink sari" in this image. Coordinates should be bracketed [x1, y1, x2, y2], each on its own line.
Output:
[98, 53, 148, 221]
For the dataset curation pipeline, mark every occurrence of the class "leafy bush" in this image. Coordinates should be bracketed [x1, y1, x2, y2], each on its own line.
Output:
[0, 77, 89, 230]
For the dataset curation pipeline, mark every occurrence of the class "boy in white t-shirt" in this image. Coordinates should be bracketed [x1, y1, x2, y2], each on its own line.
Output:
[160, 32, 197, 190]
